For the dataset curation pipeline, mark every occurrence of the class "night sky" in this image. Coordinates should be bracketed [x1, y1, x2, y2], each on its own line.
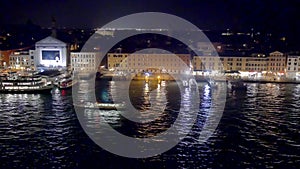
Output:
[0, 0, 300, 34]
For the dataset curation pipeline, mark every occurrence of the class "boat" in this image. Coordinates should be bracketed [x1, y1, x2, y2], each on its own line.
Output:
[55, 72, 77, 89]
[57, 77, 77, 89]
[0, 71, 53, 93]
[74, 101, 126, 110]
[228, 79, 247, 91]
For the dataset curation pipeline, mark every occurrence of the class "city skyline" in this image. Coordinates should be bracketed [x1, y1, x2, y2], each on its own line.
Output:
[0, 0, 299, 32]
[0, 5, 299, 168]
[1, 0, 299, 52]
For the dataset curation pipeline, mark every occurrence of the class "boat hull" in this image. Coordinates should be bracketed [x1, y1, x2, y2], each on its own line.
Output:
[0, 87, 53, 94]
[57, 81, 77, 89]
[74, 102, 125, 110]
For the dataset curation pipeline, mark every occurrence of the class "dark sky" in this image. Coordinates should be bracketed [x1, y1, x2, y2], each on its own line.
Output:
[0, 0, 300, 33]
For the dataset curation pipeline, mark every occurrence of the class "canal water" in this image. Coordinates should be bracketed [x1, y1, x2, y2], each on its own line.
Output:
[0, 80, 299, 169]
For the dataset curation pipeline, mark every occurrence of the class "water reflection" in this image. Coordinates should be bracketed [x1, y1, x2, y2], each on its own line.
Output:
[0, 91, 79, 168]
[0, 82, 299, 168]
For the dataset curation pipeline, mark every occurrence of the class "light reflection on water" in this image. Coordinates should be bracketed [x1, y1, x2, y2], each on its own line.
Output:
[0, 81, 299, 168]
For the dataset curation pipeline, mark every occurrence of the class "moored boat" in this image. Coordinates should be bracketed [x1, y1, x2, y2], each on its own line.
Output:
[228, 79, 247, 91]
[55, 72, 77, 89]
[0, 71, 53, 93]
[74, 101, 125, 110]
[57, 78, 77, 89]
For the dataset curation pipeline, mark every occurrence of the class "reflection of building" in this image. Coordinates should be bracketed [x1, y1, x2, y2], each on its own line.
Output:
[286, 55, 300, 79]
[107, 53, 190, 74]
[71, 52, 100, 72]
[35, 36, 67, 67]
[9, 50, 35, 69]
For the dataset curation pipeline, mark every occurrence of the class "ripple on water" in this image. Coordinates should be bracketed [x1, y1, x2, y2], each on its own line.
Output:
[0, 82, 299, 168]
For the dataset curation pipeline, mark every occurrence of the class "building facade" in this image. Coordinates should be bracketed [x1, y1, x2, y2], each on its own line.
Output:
[267, 51, 286, 74]
[9, 50, 35, 69]
[106, 51, 299, 79]
[70, 52, 100, 72]
[221, 56, 245, 71]
[107, 53, 127, 71]
[286, 55, 300, 79]
[192, 51, 286, 77]
[192, 56, 224, 73]
[244, 54, 268, 72]
[35, 36, 68, 68]
[107, 53, 191, 74]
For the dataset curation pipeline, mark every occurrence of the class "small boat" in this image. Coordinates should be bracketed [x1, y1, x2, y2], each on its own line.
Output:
[74, 101, 126, 110]
[55, 72, 77, 89]
[228, 79, 247, 91]
[58, 78, 77, 89]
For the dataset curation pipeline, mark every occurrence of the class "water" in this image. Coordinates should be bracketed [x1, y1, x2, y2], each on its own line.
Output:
[0, 80, 299, 168]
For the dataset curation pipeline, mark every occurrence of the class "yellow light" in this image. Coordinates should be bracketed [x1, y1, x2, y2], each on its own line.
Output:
[145, 76, 149, 83]
[157, 75, 160, 79]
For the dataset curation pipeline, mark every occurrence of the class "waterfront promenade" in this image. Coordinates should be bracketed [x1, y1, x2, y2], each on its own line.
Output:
[99, 73, 300, 84]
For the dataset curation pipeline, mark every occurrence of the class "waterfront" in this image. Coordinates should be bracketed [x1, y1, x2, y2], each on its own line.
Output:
[0, 80, 299, 168]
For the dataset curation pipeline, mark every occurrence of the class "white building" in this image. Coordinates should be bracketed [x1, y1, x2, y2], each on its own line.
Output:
[35, 36, 68, 68]
[71, 52, 100, 72]
[9, 50, 35, 69]
[107, 53, 191, 74]
[192, 56, 224, 75]
[268, 51, 286, 74]
[286, 55, 300, 79]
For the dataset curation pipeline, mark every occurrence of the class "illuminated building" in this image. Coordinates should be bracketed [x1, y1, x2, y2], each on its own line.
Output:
[0, 47, 32, 68]
[221, 56, 245, 71]
[192, 51, 287, 78]
[244, 54, 268, 72]
[268, 51, 286, 73]
[107, 53, 191, 74]
[9, 50, 35, 69]
[107, 53, 127, 71]
[0, 51, 3, 67]
[35, 36, 68, 68]
[286, 55, 300, 79]
[267, 51, 286, 75]
[71, 50, 300, 80]
[192, 56, 224, 75]
[71, 52, 100, 72]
